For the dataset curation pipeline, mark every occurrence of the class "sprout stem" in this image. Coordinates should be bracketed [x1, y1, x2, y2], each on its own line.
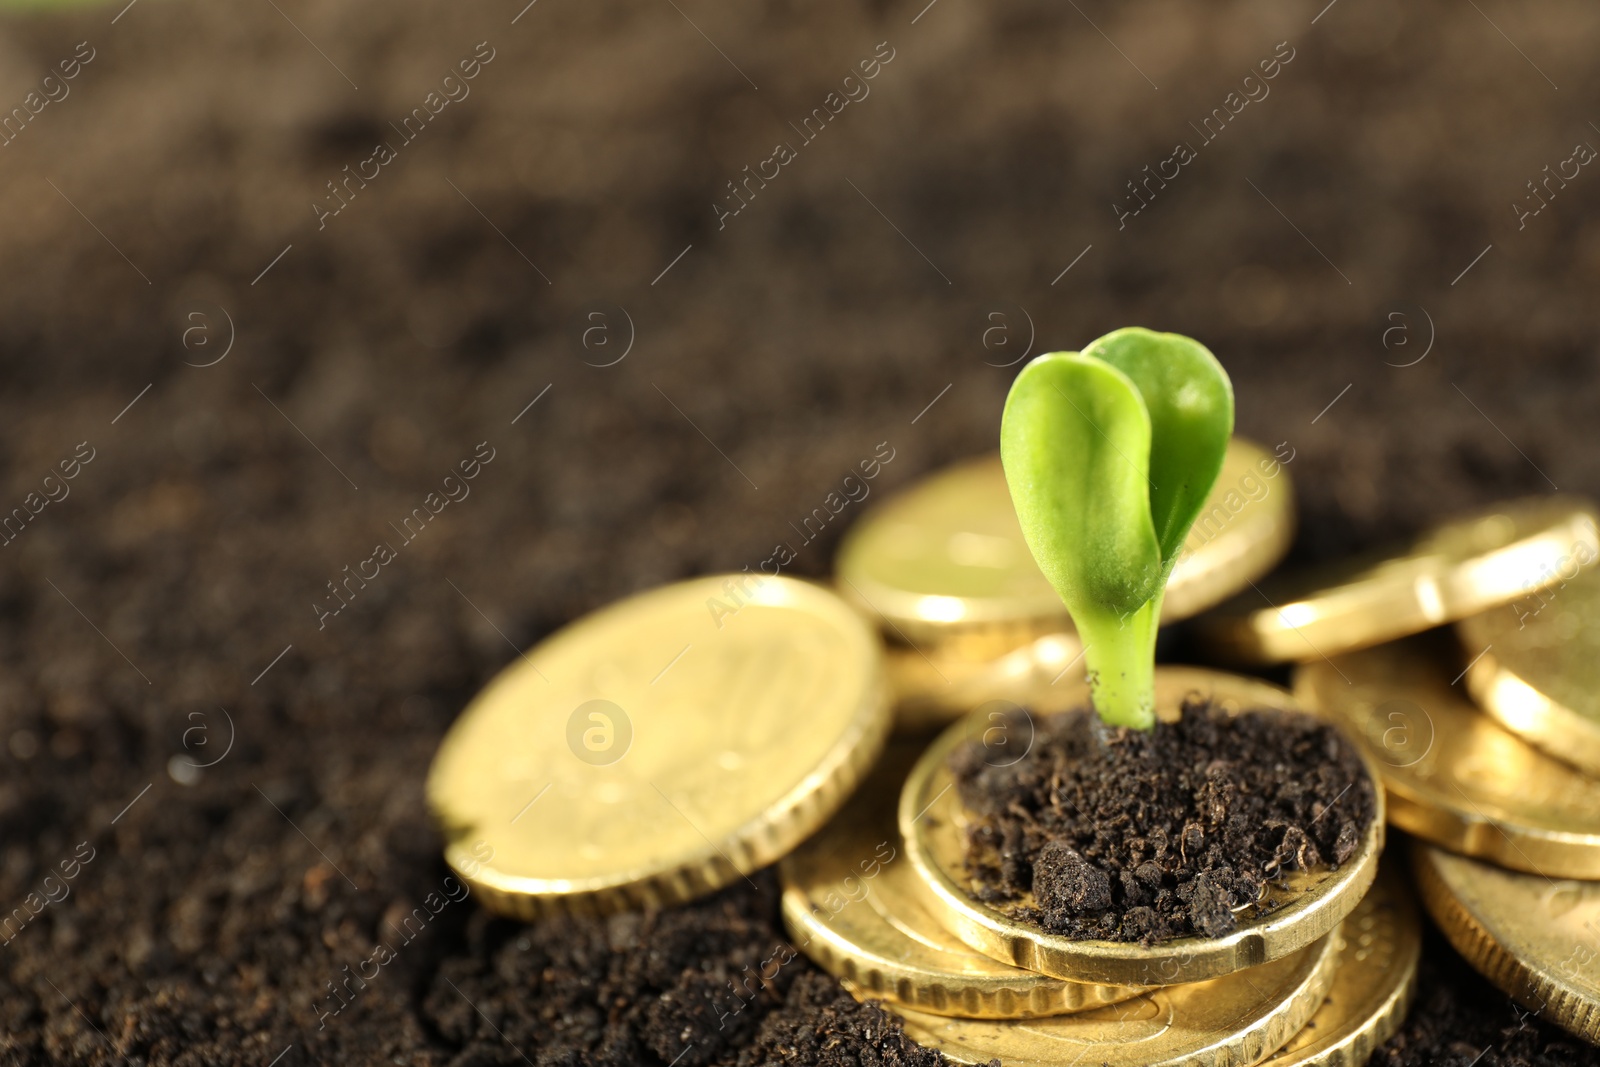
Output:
[1076, 592, 1164, 731]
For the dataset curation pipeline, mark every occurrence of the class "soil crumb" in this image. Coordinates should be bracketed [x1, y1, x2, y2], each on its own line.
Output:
[949, 698, 1376, 943]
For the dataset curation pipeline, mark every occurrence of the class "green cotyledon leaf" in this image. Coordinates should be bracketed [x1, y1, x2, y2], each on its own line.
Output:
[1082, 327, 1235, 572]
[999, 330, 1233, 730]
[999, 351, 1163, 620]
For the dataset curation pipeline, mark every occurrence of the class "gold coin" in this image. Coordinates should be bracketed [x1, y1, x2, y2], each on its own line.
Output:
[890, 926, 1341, 1067]
[781, 741, 1142, 1019]
[836, 436, 1295, 646]
[1257, 863, 1421, 1067]
[1201, 497, 1600, 665]
[889, 633, 1085, 734]
[1414, 843, 1600, 1043]
[426, 575, 890, 918]
[1457, 564, 1600, 776]
[899, 668, 1384, 986]
[1295, 638, 1600, 880]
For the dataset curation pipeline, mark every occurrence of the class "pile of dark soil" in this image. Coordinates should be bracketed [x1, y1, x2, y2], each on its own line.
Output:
[950, 700, 1376, 942]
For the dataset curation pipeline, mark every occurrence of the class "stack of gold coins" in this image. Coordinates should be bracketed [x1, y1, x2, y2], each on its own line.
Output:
[425, 469, 1600, 1060]
[836, 437, 1297, 729]
[428, 566, 1418, 1066]
[1196, 497, 1600, 1045]
[780, 667, 1423, 1066]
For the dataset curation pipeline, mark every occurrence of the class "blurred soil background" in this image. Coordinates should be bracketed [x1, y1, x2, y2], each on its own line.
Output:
[0, 0, 1598, 1062]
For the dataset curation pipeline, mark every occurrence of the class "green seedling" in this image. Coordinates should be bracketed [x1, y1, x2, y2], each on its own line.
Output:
[1000, 327, 1234, 730]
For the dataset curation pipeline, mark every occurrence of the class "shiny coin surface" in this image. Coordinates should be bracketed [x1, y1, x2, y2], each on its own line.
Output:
[899, 668, 1383, 986]
[1257, 864, 1421, 1067]
[1457, 564, 1600, 776]
[1201, 497, 1600, 664]
[889, 633, 1084, 734]
[1414, 843, 1600, 1043]
[891, 927, 1340, 1067]
[1296, 638, 1600, 879]
[427, 575, 890, 918]
[837, 436, 1294, 646]
[781, 741, 1142, 1019]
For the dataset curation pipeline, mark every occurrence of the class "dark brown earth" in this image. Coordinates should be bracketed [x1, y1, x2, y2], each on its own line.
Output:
[949, 700, 1376, 942]
[427, 872, 950, 1067]
[2, 0, 1599, 1062]
[1375, 931, 1600, 1067]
